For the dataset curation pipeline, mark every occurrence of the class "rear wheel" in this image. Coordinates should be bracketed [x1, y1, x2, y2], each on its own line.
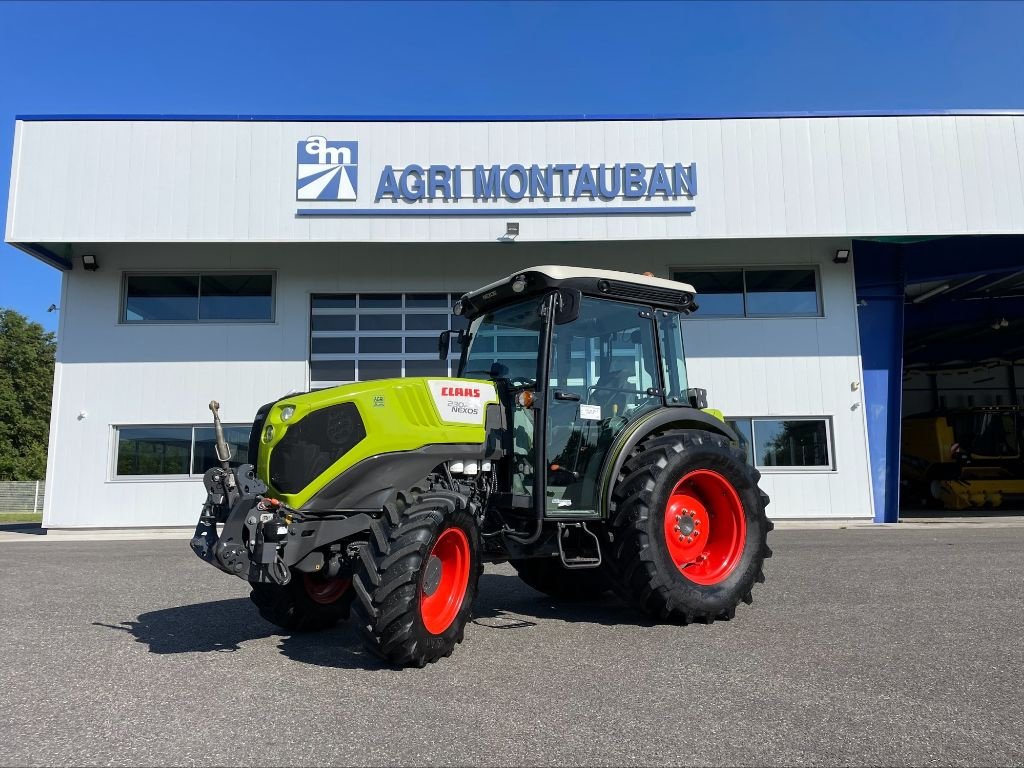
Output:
[606, 428, 772, 623]
[352, 487, 481, 667]
[510, 558, 611, 601]
[249, 570, 354, 632]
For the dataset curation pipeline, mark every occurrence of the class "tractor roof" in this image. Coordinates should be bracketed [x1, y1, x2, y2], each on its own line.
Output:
[457, 265, 698, 319]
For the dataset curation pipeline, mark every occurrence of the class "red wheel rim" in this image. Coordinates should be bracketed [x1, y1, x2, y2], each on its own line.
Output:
[663, 469, 747, 585]
[303, 574, 350, 605]
[420, 526, 471, 635]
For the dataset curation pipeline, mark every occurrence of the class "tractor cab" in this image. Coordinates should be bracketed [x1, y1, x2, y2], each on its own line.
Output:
[449, 266, 702, 520]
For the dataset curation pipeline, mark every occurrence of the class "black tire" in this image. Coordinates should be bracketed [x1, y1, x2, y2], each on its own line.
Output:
[510, 558, 611, 601]
[352, 487, 482, 667]
[606, 428, 772, 623]
[249, 569, 354, 632]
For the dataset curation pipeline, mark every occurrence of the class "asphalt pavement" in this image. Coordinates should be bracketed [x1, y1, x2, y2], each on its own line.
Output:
[1, 527, 1022, 767]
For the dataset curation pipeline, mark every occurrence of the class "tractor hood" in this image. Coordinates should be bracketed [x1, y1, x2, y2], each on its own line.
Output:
[251, 377, 499, 510]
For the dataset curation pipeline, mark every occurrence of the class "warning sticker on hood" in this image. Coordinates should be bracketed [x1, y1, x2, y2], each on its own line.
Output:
[427, 380, 497, 425]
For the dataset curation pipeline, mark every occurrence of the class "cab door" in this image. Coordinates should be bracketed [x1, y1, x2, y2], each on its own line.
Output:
[544, 296, 661, 516]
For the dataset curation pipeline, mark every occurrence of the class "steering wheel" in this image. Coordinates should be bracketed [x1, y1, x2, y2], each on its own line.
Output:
[463, 370, 535, 389]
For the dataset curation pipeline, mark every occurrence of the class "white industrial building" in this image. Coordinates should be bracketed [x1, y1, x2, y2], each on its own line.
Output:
[6, 112, 1024, 527]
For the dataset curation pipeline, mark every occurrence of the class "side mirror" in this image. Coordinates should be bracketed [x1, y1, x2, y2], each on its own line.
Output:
[554, 289, 582, 325]
[438, 330, 451, 360]
[438, 329, 465, 360]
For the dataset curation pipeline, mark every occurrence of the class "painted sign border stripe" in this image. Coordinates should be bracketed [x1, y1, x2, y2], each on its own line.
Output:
[296, 206, 696, 217]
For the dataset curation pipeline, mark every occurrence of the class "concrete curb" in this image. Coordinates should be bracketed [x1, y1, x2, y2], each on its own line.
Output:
[0, 527, 194, 543]
[2, 516, 1023, 542]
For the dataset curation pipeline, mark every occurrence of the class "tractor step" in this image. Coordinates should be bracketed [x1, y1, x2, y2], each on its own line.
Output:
[556, 522, 602, 570]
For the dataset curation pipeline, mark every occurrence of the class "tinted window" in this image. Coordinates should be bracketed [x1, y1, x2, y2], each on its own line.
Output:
[309, 292, 466, 387]
[672, 268, 820, 318]
[359, 294, 402, 308]
[310, 360, 356, 383]
[311, 314, 356, 332]
[406, 360, 450, 377]
[360, 337, 402, 354]
[406, 294, 450, 308]
[728, 418, 755, 465]
[191, 426, 251, 474]
[116, 427, 192, 475]
[753, 419, 830, 467]
[406, 313, 450, 331]
[360, 314, 403, 331]
[673, 270, 743, 316]
[657, 310, 689, 404]
[199, 274, 273, 321]
[361, 360, 402, 379]
[311, 294, 355, 309]
[124, 274, 273, 323]
[310, 337, 355, 355]
[464, 297, 545, 385]
[124, 275, 199, 322]
[745, 269, 819, 316]
[406, 337, 441, 354]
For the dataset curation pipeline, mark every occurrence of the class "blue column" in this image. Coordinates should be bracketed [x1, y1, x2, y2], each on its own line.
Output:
[853, 241, 905, 523]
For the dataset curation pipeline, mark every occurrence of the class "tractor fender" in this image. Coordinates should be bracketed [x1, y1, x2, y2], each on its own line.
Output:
[598, 407, 739, 517]
[302, 443, 487, 513]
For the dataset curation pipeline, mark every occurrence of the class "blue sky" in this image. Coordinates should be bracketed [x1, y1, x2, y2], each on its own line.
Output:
[2, 0, 1023, 332]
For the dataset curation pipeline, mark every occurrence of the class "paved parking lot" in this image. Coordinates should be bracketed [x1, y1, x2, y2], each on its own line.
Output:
[1, 527, 1023, 767]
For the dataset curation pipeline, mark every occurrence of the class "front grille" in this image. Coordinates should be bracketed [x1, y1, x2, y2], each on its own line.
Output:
[269, 402, 366, 494]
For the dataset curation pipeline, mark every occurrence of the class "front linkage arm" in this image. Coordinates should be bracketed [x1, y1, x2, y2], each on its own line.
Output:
[190, 464, 280, 581]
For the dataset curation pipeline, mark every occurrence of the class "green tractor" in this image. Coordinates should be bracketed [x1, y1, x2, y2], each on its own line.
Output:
[191, 266, 773, 666]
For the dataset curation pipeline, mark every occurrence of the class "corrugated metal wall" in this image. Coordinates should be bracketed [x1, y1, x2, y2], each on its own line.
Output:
[8, 116, 1024, 244]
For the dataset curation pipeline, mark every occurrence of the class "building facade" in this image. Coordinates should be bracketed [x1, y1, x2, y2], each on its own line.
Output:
[6, 113, 1024, 527]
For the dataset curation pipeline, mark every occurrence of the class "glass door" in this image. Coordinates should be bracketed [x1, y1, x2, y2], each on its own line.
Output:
[545, 296, 661, 515]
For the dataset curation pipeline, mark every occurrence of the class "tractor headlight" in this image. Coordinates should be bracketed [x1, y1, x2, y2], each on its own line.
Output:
[263, 424, 275, 443]
[279, 405, 296, 422]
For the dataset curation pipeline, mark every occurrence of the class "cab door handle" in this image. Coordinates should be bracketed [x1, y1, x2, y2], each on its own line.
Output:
[554, 390, 581, 401]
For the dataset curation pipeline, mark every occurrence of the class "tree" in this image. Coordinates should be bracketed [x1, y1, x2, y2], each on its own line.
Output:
[0, 309, 56, 480]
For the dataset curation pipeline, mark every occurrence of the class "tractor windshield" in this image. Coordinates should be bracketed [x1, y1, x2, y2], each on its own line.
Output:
[460, 296, 546, 386]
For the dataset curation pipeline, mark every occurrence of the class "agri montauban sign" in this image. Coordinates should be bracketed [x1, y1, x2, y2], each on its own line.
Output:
[295, 135, 696, 217]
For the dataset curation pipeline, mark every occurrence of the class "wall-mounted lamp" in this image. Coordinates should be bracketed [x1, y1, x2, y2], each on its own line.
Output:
[498, 221, 520, 243]
[833, 249, 850, 264]
[81, 254, 99, 271]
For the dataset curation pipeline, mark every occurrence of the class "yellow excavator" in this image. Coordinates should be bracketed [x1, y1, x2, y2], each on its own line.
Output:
[902, 406, 1024, 510]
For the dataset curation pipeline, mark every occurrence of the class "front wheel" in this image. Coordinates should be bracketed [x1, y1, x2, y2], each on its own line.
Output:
[249, 569, 354, 632]
[606, 428, 772, 623]
[352, 487, 481, 667]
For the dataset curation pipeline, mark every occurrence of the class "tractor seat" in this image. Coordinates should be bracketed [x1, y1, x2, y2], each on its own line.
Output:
[590, 369, 632, 416]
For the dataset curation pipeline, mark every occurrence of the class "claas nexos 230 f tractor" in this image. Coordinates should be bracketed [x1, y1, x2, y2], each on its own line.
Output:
[191, 266, 773, 667]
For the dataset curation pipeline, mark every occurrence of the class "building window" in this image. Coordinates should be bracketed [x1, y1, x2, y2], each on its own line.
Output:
[671, 268, 821, 317]
[114, 424, 251, 478]
[122, 273, 274, 323]
[309, 293, 467, 387]
[727, 418, 833, 469]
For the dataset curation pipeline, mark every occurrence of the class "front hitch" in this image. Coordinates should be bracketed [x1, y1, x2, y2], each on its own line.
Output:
[190, 463, 293, 585]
